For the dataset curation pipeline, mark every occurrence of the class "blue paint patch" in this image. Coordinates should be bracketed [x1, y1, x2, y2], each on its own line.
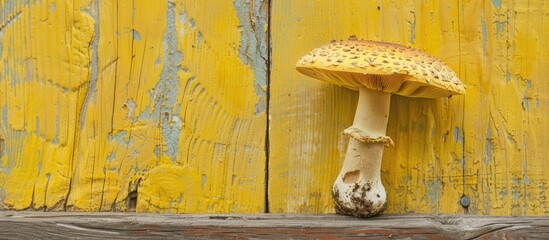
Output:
[506, 72, 511, 82]
[106, 152, 116, 162]
[453, 127, 463, 145]
[0, 34, 3, 68]
[523, 139, 529, 187]
[522, 80, 532, 111]
[500, 188, 508, 198]
[24, 54, 35, 85]
[481, 20, 487, 55]
[108, 131, 133, 146]
[153, 146, 160, 159]
[0, 106, 8, 162]
[35, 117, 40, 137]
[234, 0, 268, 115]
[52, 109, 60, 144]
[1, 106, 7, 126]
[1, 105, 30, 175]
[511, 178, 520, 201]
[131, 29, 141, 41]
[9, 58, 17, 87]
[525, 79, 532, 89]
[136, 2, 184, 162]
[427, 180, 441, 208]
[37, 161, 42, 176]
[0, 136, 4, 162]
[179, 12, 187, 37]
[196, 31, 203, 48]
[79, 0, 99, 128]
[0, 3, 24, 37]
[201, 174, 207, 189]
[483, 123, 492, 165]
[409, 13, 416, 44]
[179, 11, 187, 24]
[495, 21, 506, 35]
[490, 0, 502, 9]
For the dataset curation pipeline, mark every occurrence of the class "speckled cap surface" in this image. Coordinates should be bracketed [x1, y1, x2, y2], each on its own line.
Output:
[296, 37, 466, 98]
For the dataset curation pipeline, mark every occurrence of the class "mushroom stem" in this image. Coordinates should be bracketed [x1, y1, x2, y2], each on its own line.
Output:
[333, 87, 392, 217]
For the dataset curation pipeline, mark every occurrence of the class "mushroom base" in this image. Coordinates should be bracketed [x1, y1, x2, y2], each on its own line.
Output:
[332, 178, 387, 218]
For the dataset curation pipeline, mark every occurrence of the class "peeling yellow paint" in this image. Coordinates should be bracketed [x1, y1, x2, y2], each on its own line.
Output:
[0, 0, 266, 213]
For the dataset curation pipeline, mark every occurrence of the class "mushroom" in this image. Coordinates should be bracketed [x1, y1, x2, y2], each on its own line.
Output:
[295, 36, 466, 217]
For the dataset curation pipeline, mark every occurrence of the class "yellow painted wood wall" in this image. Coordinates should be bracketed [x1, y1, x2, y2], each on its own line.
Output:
[1, 0, 548, 216]
[0, 0, 268, 213]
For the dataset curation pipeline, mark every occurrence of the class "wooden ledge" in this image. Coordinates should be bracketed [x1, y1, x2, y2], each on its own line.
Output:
[0, 212, 548, 239]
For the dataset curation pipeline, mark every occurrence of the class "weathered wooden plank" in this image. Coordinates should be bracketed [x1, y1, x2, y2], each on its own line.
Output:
[0, 212, 548, 239]
[270, 0, 549, 215]
[462, 0, 549, 216]
[0, 0, 267, 212]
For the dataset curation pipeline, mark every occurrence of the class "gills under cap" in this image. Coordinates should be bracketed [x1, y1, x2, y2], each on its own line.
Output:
[296, 36, 466, 98]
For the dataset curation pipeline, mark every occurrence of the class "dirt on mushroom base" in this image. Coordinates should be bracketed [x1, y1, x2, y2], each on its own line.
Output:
[332, 182, 388, 218]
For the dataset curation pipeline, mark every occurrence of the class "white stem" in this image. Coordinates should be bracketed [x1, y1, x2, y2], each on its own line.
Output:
[332, 87, 391, 217]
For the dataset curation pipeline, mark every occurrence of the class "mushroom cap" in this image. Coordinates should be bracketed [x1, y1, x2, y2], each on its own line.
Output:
[296, 38, 466, 98]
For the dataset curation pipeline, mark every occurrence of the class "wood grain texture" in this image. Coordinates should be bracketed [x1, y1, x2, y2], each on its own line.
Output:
[0, 212, 548, 239]
[0, 0, 267, 212]
[270, 0, 549, 215]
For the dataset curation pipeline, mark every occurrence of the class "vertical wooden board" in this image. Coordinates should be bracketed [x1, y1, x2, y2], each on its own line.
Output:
[461, 0, 549, 216]
[1, 0, 96, 210]
[0, 0, 267, 213]
[269, 1, 367, 213]
[271, 0, 548, 215]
